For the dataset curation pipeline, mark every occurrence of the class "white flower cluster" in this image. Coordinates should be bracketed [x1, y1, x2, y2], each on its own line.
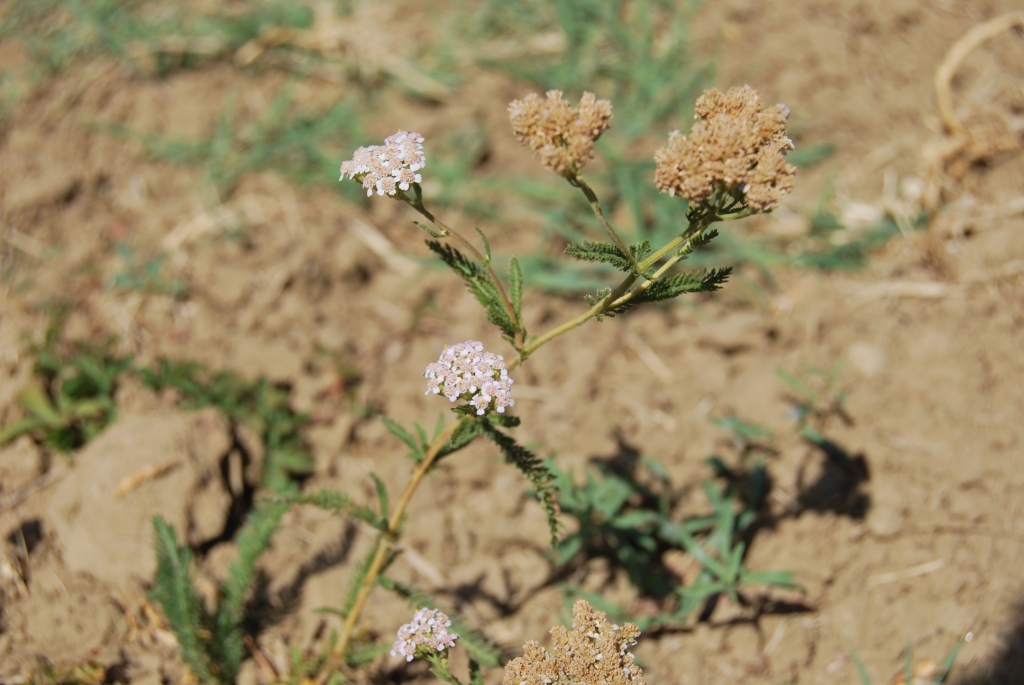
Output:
[424, 340, 514, 416]
[339, 130, 425, 197]
[391, 608, 458, 663]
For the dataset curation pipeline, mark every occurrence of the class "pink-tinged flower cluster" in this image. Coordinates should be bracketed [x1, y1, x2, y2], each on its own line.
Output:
[424, 340, 514, 416]
[339, 130, 425, 197]
[391, 608, 459, 663]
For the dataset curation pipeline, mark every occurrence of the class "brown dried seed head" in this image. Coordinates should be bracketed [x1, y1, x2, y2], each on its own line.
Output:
[502, 600, 646, 685]
[508, 90, 613, 178]
[655, 85, 796, 212]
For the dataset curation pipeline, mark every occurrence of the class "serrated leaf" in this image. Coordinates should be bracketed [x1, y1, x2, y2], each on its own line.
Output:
[605, 267, 732, 317]
[564, 240, 649, 274]
[475, 227, 491, 266]
[509, 256, 524, 324]
[486, 413, 520, 428]
[214, 501, 287, 681]
[273, 489, 384, 530]
[382, 415, 421, 454]
[480, 423, 560, 546]
[426, 241, 518, 339]
[415, 221, 446, 238]
[438, 417, 482, 459]
[150, 516, 215, 683]
[371, 473, 389, 518]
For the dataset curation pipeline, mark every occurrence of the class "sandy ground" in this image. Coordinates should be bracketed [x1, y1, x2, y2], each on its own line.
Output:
[1, 1, 1023, 684]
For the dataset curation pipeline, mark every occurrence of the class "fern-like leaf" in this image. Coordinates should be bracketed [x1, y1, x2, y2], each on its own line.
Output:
[565, 240, 652, 275]
[486, 413, 521, 428]
[382, 415, 423, 460]
[479, 423, 561, 546]
[426, 241, 517, 340]
[437, 417, 483, 460]
[414, 221, 447, 238]
[274, 489, 385, 530]
[509, 256, 524, 328]
[605, 267, 732, 317]
[475, 227, 492, 266]
[213, 501, 288, 681]
[371, 473, 390, 519]
[151, 516, 216, 684]
[675, 228, 719, 261]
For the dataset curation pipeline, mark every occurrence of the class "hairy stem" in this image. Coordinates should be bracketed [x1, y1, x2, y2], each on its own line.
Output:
[316, 418, 465, 684]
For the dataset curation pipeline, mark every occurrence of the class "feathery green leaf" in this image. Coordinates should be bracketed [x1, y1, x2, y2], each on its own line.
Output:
[372, 473, 390, 519]
[213, 501, 288, 681]
[415, 221, 447, 238]
[604, 267, 732, 317]
[564, 240, 652, 275]
[274, 489, 385, 530]
[479, 423, 560, 546]
[509, 256, 524, 326]
[382, 415, 423, 459]
[475, 227, 491, 266]
[150, 516, 216, 683]
[426, 240, 518, 340]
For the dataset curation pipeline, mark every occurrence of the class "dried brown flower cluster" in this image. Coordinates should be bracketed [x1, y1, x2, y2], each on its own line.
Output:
[508, 90, 613, 179]
[654, 85, 795, 212]
[503, 600, 645, 685]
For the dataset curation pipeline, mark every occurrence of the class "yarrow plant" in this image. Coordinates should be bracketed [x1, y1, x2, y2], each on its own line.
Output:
[339, 129, 426, 197]
[298, 84, 797, 684]
[508, 90, 614, 180]
[654, 85, 795, 212]
[391, 608, 459, 663]
[141, 84, 797, 685]
[424, 340, 514, 416]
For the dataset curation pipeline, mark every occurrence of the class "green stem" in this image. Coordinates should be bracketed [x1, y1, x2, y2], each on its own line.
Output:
[510, 272, 638, 370]
[571, 176, 643, 274]
[513, 202, 745, 366]
[315, 419, 465, 684]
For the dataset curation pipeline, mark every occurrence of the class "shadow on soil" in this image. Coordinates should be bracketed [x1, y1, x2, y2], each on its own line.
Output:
[955, 597, 1024, 685]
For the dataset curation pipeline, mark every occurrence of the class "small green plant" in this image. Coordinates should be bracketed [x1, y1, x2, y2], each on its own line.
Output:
[151, 502, 288, 685]
[136, 82, 800, 685]
[265, 83, 799, 684]
[551, 450, 797, 630]
[139, 359, 315, 493]
[0, 321, 315, 493]
[0, 316, 130, 451]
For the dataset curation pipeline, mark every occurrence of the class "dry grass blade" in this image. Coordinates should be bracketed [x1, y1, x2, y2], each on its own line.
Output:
[935, 12, 1024, 135]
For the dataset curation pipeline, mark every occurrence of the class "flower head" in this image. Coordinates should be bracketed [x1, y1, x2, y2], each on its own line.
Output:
[502, 600, 645, 685]
[654, 85, 795, 212]
[508, 90, 613, 179]
[340, 130, 426, 197]
[391, 608, 458, 663]
[424, 340, 514, 416]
